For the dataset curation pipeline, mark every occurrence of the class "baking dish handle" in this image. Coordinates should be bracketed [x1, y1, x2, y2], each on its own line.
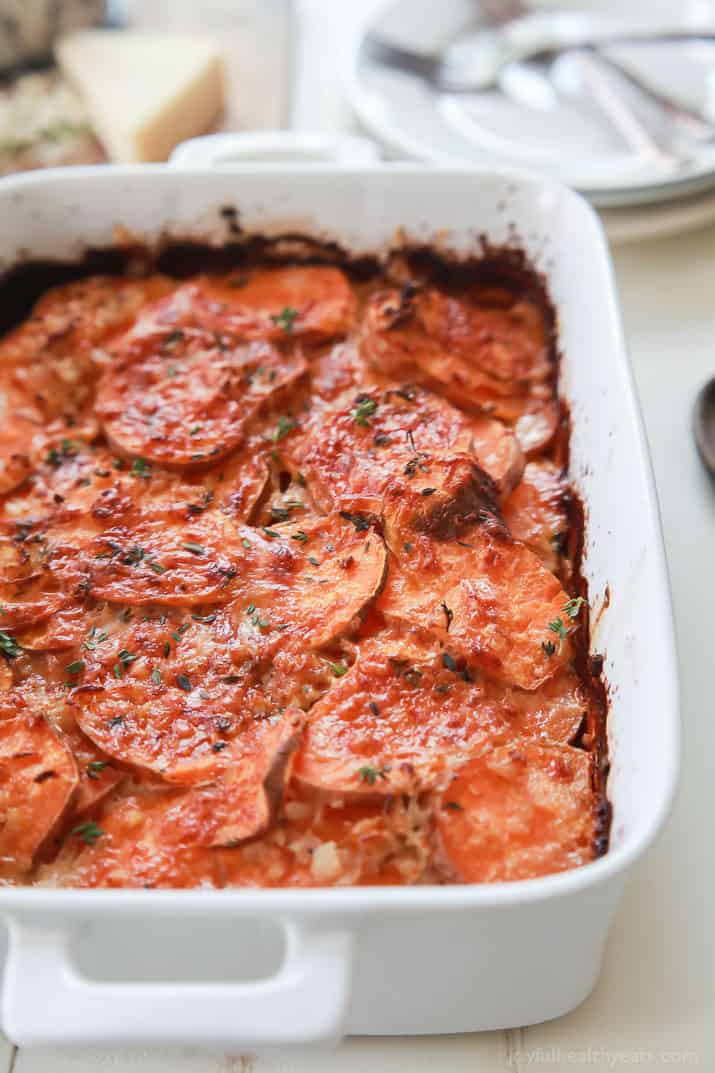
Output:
[169, 131, 380, 167]
[2, 918, 353, 1047]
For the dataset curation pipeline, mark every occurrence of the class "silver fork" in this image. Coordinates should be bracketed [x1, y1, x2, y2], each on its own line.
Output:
[362, 10, 715, 157]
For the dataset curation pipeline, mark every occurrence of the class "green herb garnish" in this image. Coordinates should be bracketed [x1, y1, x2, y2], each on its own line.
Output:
[72, 821, 104, 845]
[130, 457, 152, 478]
[352, 395, 378, 427]
[270, 306, 298, 333]
[86, 761, 110, 780]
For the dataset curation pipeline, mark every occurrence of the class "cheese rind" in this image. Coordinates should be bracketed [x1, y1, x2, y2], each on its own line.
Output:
[56, 30, 225, 163]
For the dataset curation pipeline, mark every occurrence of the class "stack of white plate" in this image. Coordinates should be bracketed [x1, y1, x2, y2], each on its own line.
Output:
[344, 0, 715, 241]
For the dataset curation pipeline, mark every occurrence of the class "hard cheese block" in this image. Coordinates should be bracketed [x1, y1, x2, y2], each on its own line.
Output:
[56, 30, 225, 163]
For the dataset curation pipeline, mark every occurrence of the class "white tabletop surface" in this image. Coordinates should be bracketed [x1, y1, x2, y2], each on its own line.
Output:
[2, 2, 714, 1069]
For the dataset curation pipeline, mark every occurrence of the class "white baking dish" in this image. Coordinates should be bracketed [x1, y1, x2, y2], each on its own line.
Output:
[0, 150, 679, 1049]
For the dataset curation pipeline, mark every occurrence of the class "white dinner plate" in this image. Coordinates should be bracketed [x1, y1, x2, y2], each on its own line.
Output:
[344, 0, 715, 209]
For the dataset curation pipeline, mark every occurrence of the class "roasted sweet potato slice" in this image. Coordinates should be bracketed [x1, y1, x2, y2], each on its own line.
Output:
[503, 460, 569, 572]
[0, 526, 87, 630]
[0, 275, 173, 369]
[486, 669, 588, 746]
[41, 711, 305, 888]
[97, 327, 306, 468]
[433, 742, 595, 882]
[514, 400, 560, 457]
[0, 703, 78, 877]
[42, 784, 428, 889]
[296, 633, 510, 797]
[378, 516, 573, 690]
[183, 267, 356, 342]
[87, 509, 249, 606]
[361, 286, 552, 423]
[228, 513, 387, 652]
[23, 680, 123, 817]
[287, 383, 523, 508]
[0, 277, 172, 496]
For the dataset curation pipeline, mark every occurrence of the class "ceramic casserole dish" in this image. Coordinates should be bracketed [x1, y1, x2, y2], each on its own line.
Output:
[0, 148, 679, 1048]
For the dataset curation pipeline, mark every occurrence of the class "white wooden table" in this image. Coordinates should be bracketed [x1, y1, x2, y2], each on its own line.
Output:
[2, 3, 714, 1069]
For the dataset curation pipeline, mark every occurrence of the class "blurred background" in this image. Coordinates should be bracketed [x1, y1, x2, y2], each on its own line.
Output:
[5, 0, 715, 244]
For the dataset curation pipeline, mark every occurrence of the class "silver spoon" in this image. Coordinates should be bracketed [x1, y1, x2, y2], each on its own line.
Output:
[693, 377, 715, 476]
[362, 27, 715, 96]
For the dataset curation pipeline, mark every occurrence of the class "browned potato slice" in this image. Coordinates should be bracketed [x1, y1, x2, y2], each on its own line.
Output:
[433, 742, 595, 882]
[361, 286, 552, 422]
[296, 633, 506, 797]
[287, 383, 523, 507]
[96, 328, 306, 469]
[503, 460, 569, 572]
[0, 705, 78, 877]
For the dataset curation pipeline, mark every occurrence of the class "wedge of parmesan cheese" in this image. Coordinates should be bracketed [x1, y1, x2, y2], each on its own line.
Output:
[55, 30, 225, 163]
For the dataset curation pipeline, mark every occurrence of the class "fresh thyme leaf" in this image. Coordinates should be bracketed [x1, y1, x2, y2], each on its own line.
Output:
[66, 660, 85, 676]
[0, 631, 20, 660]
[72, 820, 104, 845]
[176, 674, 192, 692]
[339, 511, 372, 532]
[262, 528, 280, 539]
[420, 487, 436, 497]
[86, 760, 110, 780]
[562, 596, 586, 620]
[182, 542, 206, 555]
[191, 613, 217, 624]
[130, 457, 151, 478]
[541, 640, 557, 657]
[270, 306, 298, 333]
[242, 539, 252, 549]
[352, 395, 378, 427]
[330, 662, 348, 678]
[291, 530, 309, 543]
[272, 416, 297, 442]
[548, 617, 569, 642]
[442, 652, 458, 672]
[357, 764, 389, 786]
[369, 701, 380, 717]
[307, 555, 320, 567]
[246, 603, 256, 615]
[151, 667, 162, 685]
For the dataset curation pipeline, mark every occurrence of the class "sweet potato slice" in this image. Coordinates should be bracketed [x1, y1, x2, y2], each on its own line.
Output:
[0, 277, 172, 496]
[228, 513, 387, 652]
[42, 711, 305, 888]
[96, 327, 306, 468]
[433, 742, 595, 882]
[87, 509, 249, 606]
[0, 526, 87, 630]
[378, 515, 573, 690]
[486, 669, 588, 746]
[24, 680, 123, 817]
[287, 384, 523, 508]
[182, 267, 356, 342]
[296, 633, 510, 797]
[361, 286, 552, 423]
[42, 784, 428, 889]
[0, 704, 78, 877]
[503, 460, 569, 572]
